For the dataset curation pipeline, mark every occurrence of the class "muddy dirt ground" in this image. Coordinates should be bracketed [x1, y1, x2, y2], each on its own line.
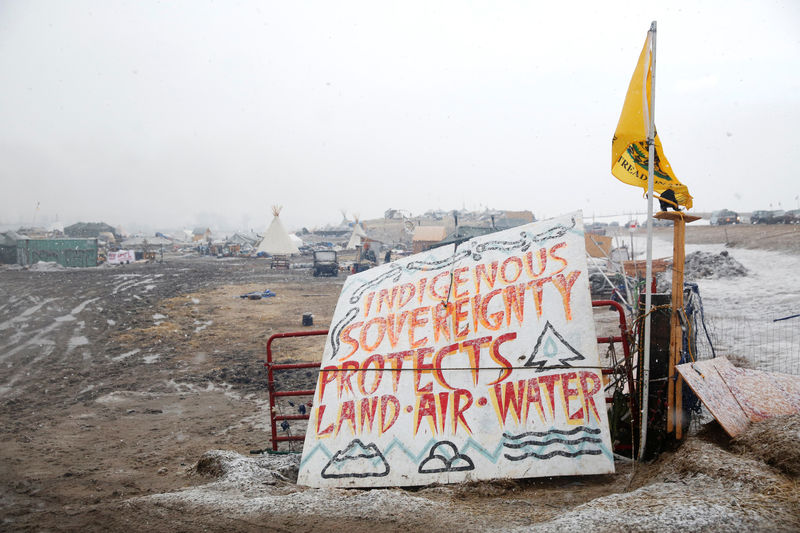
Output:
[0, 257, 340, 530]
[1, 225, 798, 532]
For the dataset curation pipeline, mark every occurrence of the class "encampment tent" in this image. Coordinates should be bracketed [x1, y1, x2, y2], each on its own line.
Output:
[255, 206, 300, 255]
[346, 219, 368, 249]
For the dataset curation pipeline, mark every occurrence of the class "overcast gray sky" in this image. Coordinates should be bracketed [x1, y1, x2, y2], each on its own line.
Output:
[1, 0, 798, 232]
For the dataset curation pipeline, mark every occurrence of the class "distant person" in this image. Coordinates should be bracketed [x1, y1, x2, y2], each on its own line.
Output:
[362, 242, 376, 264]
[384, 250, 391, 264]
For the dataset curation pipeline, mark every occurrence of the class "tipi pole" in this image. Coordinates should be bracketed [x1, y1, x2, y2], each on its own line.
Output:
[638, 20, 657, 462]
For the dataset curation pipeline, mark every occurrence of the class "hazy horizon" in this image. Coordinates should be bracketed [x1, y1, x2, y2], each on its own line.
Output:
[2, 1, 798, 233]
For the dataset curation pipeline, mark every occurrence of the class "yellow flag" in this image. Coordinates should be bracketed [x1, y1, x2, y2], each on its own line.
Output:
[612, 30, 692, 209]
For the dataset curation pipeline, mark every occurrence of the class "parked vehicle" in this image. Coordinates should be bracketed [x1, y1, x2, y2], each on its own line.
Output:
[710, 209, 739, 225]
[751, 210, 785, 224]
[784, 209, 800, 224]
[312, 250, 339, 277]
[586, 222, 607, 235]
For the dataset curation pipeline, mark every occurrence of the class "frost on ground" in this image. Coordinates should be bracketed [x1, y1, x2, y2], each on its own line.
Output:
[136, 450, 462, 529]
[519, 477, 785, 533]
[134, 422, 800, 533]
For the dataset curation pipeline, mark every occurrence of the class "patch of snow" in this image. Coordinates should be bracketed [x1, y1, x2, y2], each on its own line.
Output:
[112, 349, 141, 362]
[513, 476, 780, 532]
[0, 298, 57, 331]
[68, 336, 89, 349]
[71, 298, 99, 315]
[684, 250, 748, 279]
[194, 320, 212, 332]
[143, 354, 160, 364]
[111, 273, 144, 280]
[139, 451, 450, 520]
[1, 330, 26, 346]
[112, 275, 157, 295]
[29, 261, 64, 271]
[95, 390, 162, 404]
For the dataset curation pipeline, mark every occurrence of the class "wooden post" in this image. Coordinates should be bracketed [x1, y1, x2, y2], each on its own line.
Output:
[654, 211, 700, 439]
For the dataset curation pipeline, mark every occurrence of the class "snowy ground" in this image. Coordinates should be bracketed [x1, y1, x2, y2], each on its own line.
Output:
[641, 235, 800, 375]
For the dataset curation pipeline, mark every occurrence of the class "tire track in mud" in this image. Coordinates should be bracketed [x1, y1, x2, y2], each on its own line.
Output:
[0, 267, 174, 404]
[0, 258, 319, 409]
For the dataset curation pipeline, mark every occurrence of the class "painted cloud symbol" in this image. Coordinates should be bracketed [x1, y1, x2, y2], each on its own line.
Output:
[418, 441, 475, 474]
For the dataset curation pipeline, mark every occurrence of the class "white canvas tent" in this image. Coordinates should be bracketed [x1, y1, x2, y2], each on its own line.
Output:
[345, 219, 368, 249]
[255, 206, 300, 255]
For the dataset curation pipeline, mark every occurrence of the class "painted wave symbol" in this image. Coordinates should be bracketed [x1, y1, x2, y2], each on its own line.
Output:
[502, 427, 603, 461]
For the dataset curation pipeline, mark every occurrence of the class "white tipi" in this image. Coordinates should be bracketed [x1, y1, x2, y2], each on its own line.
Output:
[255, 206, 300, 255]
[346, 216, 368, 249]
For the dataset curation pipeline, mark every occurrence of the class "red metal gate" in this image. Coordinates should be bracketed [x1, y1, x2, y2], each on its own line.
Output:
[265, 330, 328, 451]
[265, 301, 635, 451]
[594, 299, 639, 435]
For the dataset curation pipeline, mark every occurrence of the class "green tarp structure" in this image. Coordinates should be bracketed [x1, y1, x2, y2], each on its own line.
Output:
[16, 238, 98, 268]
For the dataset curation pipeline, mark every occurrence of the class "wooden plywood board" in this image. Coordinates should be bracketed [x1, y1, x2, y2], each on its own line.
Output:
[623, 258, 670, 278]
[584, 233, 612, 258]
[675, 358, 749, 437]
[717, 365, 800, 423]
[677, 357, 800, 438]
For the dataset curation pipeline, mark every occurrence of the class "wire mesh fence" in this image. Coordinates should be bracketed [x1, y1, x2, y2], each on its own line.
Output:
[693, 313, 800, 376]
[624, 288, 800, 443]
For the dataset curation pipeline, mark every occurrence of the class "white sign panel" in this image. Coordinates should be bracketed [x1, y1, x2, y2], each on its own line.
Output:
[298, 212, 614, 487]
[107, 250, 135, 264]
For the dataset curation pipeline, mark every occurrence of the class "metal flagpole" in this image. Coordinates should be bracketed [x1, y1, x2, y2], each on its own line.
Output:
[638, 20, 657, 461]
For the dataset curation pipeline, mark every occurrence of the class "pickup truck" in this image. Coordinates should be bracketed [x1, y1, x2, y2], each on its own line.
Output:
[710, 209, 739, 225]
[751, 210, 785, 224]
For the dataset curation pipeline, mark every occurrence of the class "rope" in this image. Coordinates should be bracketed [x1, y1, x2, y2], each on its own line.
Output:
[679, 283, 704, 415]
[684, 282, 716, 358]
[313, 364, 612, 372]
[678, 307, 696, 363]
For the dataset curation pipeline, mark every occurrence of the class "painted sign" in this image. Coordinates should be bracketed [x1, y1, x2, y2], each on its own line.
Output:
[298, 212, 614, 488]
[107, 250, 135, 264]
